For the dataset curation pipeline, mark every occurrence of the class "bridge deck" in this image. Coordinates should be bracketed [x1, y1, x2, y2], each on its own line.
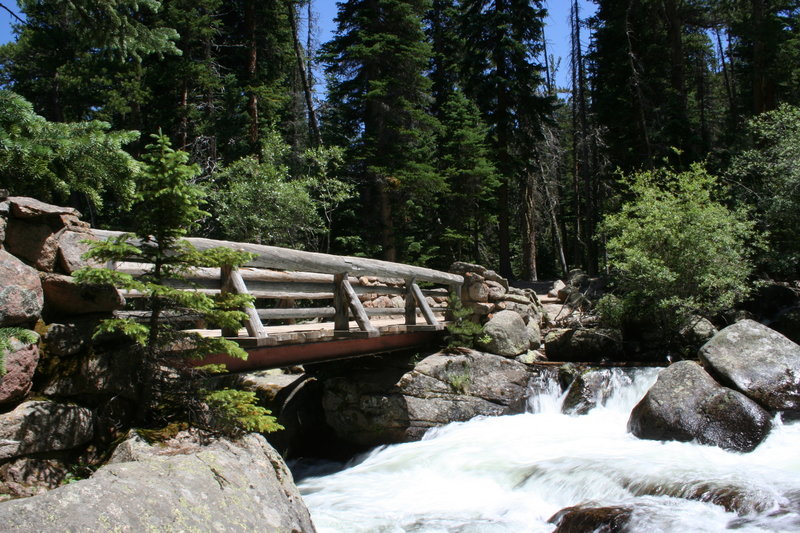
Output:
[194, 317, 448, 370]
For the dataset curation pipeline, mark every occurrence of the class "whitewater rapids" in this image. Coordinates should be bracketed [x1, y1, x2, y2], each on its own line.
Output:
[296, 368, 800, 532]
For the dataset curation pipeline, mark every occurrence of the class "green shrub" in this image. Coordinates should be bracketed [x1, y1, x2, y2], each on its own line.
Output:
[727, 104, 800, 277]
[598, 164, 760, 342]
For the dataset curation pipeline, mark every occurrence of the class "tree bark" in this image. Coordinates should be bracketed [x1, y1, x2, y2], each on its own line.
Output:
[287, 2, 322, 146]
[245, 0, 259, 147]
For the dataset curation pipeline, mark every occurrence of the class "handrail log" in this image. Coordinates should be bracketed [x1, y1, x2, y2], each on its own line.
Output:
[93, 230, 463, 285]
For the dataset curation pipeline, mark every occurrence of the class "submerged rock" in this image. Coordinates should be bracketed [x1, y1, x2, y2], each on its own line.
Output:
[0, 432, 316, 533]
[628, 361, 772, 452]
[561, 368, 633, 415]
[699, 319, 800, 417]
[549, 505, 632, 533]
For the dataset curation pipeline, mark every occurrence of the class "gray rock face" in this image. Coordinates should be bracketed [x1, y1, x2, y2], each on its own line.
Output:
[0, 332, 40, 405]
[322, 350, 531, 446]
[699, 319, 800, 416]
[544, 328, 623, 362]
[0, 432, 316, 533]
[628, 361, 772, 452]
[527, 318, 542, 348]
[0, 401, 95, 460]
[0, 250, 44, 326]
[480, 310, 529, 357]
[42, 321, 92, 357]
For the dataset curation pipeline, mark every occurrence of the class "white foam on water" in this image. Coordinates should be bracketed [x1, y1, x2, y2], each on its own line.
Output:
[297, 368, 800, 533]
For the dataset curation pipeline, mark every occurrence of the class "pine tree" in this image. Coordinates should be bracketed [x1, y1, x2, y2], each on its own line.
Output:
[459, 0, 553, 279]
[435, 90, 499, 266]
[322, 0, 443, 263]
[74, 133, 279, 434]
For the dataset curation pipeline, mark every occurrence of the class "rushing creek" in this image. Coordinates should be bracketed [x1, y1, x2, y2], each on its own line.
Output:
[294, 368, 800, 532]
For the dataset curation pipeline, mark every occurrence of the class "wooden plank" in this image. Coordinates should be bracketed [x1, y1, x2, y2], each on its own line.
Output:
[410, 282, 439, 327]
[93, 229, 464, 285]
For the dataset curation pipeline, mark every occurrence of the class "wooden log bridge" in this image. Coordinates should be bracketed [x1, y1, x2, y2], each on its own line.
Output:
[95, 230, 463, 369]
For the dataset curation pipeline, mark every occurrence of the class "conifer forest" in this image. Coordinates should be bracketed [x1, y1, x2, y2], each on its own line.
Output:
[1, 0, 799, 283]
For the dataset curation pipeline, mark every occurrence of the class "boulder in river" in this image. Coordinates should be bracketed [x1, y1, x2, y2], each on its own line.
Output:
[321, 350, 532, 447]
[549, 504, 633, 533]
[699, 319, 800, 418]
[628, 361, 772, 452]
[479, 310, 529, 357]
[0, 431, 316, 533]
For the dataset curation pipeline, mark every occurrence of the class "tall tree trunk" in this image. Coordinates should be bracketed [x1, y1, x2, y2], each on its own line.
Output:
[288, 2, 322, 146]
[521, 170, 538, 281]
[245, 0, 259, 147]
[625, 0, 653, 162]
[494, 0, 513, 279]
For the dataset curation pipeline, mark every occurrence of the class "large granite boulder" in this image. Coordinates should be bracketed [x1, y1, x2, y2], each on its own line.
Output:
[0, 331, 40, 405]
[628, 361, 772, 452]
[0, 250, 44, 326]
[322, 350, 532, 446]
[699, 320, 800, 417]
[479, 310, 529, 357]
[0, 431, 316, 533]
[0, 401, 95, 460]
[544, 328, 623, 362]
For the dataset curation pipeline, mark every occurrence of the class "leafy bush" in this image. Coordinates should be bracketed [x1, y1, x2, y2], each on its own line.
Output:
[598, 164, 760, 342]
[727, 104, 800, 277]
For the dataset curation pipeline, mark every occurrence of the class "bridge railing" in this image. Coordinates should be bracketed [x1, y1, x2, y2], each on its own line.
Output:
[93, 230, 464, 345]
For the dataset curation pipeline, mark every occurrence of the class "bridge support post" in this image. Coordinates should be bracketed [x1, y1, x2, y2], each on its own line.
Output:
[221, 265, 269, 340]
[334, 272, 379, 338]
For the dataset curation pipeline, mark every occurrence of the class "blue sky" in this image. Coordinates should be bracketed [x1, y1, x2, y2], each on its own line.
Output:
[0, 0, 595, 89]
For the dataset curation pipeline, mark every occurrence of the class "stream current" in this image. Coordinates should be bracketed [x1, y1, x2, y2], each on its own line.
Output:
[295, 368, 800, 532]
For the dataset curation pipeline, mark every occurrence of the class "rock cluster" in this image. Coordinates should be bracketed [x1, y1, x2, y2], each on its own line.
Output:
[0, 195, 320, 527]
[629, 320, 800, 451]
[451, 261, 544, 357]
